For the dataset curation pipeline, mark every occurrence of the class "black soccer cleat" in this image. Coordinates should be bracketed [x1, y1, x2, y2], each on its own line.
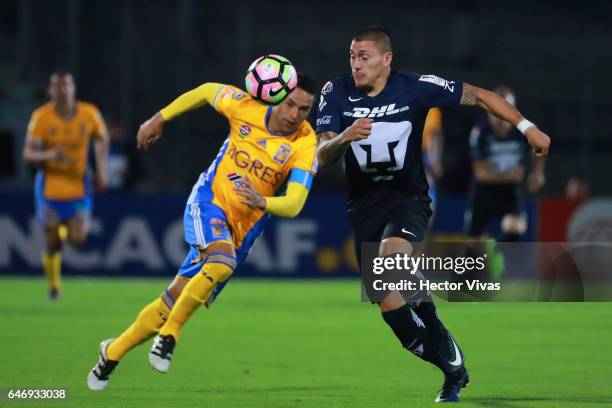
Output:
[149, 334, 176, 373]
[87, 339, 119, 390]
[49, 287, 61, 300]
[435, 367, 469, 403]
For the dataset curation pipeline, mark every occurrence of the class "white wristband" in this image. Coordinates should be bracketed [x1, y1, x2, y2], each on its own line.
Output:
[516, 119, 535, 134]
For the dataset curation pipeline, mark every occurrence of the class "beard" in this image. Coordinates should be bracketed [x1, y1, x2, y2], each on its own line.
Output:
[356, 83, 374, 94]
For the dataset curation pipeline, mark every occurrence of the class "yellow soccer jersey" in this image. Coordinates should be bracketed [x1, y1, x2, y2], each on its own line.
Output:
[27, 101, 107, 200]
[189, 85, 317, 247]
[422, 107, 442, 153]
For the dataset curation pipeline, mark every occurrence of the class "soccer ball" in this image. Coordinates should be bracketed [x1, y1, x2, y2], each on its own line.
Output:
[245, 55, 297, 105]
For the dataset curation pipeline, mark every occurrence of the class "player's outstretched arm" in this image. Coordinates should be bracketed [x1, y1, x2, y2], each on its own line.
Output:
[316, 118, 373, 167]
[460, 83, 551, 156]
[136, 83, 224, 150]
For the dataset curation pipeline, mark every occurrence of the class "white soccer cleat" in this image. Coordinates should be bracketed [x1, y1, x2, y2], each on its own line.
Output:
[149, 334, 176, 373]
[87, 338, 118, 391]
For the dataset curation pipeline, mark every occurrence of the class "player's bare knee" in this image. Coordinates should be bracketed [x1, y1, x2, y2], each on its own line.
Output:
[67, 232, 87, 247]
[380, 237, 413, 257]
[379, 290, 407, 312]
[501, 215, 526, 235]
[44, 225, 62, 252]
[166, 276, 189, 301]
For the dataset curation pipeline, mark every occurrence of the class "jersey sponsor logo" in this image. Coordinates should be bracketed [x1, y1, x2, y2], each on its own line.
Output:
[239, 125, 252, 137]
[348, 96, 362, 102]
[227, 172, 247, 188]
[226, 144, 284, 186]
[321, 81, 333, 95]
[418, 75, 455, 92]
[342, 104, 409, 118]
[316, 115, 332, 126]
[350, 121, 412, 181]
[233, 92, 246, 100]
[256, 140, 267, 149]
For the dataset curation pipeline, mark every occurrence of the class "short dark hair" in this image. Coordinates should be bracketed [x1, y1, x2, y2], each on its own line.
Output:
[493, 85, 514, 98]
[353, 26, 392, 52]
[296, 72, 317, 95]
[50, 69, 75, 82]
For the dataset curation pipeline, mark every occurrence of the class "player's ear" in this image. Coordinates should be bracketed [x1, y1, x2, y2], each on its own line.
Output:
[383, 51, 393, 67]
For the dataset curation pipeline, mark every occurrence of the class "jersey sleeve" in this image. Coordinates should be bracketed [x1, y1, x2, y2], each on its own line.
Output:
[90, 106, 108, 136]
[315, 80, 343, 135]
[415, 74, 463, 108]
[289, 133, 318, 177]
[469, 126, 486, 160]
[26, 110, 45, 145]
[211, 85, 248, 120]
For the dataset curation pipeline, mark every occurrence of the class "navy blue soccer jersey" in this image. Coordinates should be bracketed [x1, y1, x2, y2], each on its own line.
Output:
[469, 119, 528, 174]
[316, 71, 463, 212]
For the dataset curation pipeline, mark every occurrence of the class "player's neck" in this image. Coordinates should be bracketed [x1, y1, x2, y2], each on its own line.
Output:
[267, 109, 290, 136]
[364, 69, 391, 97]
[53, 101, 76, 120]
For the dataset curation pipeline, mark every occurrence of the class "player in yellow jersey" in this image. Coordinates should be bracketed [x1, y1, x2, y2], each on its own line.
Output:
[422, 107, 444, 210]
[23, 71, 109, 300]
[87, 73, 318, 390]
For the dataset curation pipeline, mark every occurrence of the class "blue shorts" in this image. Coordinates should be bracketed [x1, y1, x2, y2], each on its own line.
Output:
[34, 171, 92, 225]
[35, 196, 92, 225]
[178, 201, 268, 306]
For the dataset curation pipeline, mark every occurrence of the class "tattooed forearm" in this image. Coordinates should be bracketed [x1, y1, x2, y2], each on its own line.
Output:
[316, 131, 349, 168]
[460, 83, 479, 106]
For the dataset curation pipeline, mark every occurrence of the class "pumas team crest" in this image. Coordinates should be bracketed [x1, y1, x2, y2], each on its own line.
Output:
[273, 143, 292, 165]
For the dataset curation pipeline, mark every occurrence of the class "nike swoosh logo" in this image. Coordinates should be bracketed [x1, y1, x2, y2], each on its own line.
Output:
[449, 337, 463, 367]
[348, 96, 362, 102]
[401, 228, 417, 238]
[269, 87, 284, 97]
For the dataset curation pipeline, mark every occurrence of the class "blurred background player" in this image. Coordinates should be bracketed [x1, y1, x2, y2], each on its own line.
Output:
[316, 26, 550, 402]
[87, 73, 318, 390]
[465, 86, 546, 278]
[422, 107, 444, 212]
[22, 71, 109, 299]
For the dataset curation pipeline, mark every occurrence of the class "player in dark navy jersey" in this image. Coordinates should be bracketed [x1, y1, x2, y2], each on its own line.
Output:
[466, 86, 546, 241]
[316, 26, 550, 403]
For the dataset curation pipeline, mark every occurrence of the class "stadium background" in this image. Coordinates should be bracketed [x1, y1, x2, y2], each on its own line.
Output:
[1, 3, 611, 408]
[0, 0, 611, 278]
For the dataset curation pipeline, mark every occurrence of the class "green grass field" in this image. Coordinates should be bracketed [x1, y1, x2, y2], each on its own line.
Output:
[1, 277, 611, 408]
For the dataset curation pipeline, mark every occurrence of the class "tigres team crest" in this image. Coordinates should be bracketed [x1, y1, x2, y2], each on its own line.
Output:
[273, 143, 292, 165]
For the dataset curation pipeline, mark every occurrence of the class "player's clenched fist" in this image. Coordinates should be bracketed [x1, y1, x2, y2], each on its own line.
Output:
[137, 112, 166, 150]
[342, 118, 373, 143]
[525, 127, 551, 157]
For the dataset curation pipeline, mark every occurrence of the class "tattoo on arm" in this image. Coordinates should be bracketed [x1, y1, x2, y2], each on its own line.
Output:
[316, 131, 347, 168]
[460, 83, 479, 106]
